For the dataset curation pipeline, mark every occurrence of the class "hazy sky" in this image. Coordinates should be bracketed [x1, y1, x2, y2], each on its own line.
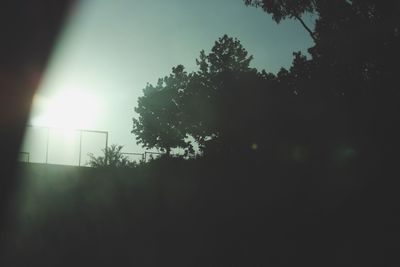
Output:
[25, 0, 314, 164]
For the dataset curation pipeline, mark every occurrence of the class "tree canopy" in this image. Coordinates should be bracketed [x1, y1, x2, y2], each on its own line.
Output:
[132, 35, 276, 156]
[133, 1, 400, 166]
[132, 65, 189, 155]
[244, 0, 400, 165]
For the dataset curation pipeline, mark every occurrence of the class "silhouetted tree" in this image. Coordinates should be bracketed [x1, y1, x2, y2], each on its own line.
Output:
[87, 144, 135, 168]
[132, 65, 191, 155]
[184, 35, 261, 153]
[244, 0, 317, 41]
[245, 0, 400, 98]
[132, 35, 277, 156]
[245, 0, 400, 163]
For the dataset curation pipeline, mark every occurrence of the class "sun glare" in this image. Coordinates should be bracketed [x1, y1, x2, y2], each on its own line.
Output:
[31, 90, 101, 130]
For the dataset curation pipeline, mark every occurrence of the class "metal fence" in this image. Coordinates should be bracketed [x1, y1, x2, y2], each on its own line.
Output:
[18, 152, 30, 163]
[143, 151, 164, 162]
[121, 152, 145, 162]
[20, 125, 108, 166]
[19, 125, 164, 166]
[120, 152, 165, 163]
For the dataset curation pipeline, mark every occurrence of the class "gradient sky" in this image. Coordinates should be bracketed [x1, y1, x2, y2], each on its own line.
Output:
[25, 0, 314, 164]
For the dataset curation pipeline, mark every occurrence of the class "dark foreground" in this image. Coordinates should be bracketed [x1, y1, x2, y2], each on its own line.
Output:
[1, 158, 399, 266]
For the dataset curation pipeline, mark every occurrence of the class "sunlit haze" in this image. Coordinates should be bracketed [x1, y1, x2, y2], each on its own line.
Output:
[31, 90, 102, 129]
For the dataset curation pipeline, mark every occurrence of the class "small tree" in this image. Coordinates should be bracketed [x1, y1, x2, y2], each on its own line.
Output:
[87, 144, 135, 168]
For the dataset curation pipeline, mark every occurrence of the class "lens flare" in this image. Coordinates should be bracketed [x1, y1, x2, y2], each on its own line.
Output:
[31, 90, 101, 130]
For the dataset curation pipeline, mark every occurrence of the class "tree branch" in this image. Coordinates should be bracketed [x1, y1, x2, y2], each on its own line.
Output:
[294, 14, 317, 42]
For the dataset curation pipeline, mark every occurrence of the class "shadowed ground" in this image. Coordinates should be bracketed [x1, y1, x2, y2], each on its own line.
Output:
[1, 158, 399, 266]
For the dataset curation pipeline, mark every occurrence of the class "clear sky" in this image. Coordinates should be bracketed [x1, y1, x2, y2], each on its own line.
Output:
[24, 0, 314, 165]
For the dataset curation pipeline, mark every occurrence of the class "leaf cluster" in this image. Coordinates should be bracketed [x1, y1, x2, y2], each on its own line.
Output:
[87, 144, 137, 168]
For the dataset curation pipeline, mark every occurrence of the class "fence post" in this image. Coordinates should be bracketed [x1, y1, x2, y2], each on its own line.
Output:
[45, 127, 50, 164]
[78, 130, 82, 166]
[104, 132, 109, 165]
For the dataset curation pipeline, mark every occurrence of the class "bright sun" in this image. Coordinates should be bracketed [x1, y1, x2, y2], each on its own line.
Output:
[31, 90, 101, 130]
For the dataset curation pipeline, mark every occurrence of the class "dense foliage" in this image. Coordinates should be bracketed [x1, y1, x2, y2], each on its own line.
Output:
[87, 144, 135, 168]
[133, 0, 400, 170]
[244, 0, 400, 168]
[133, 35, 275, 156]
